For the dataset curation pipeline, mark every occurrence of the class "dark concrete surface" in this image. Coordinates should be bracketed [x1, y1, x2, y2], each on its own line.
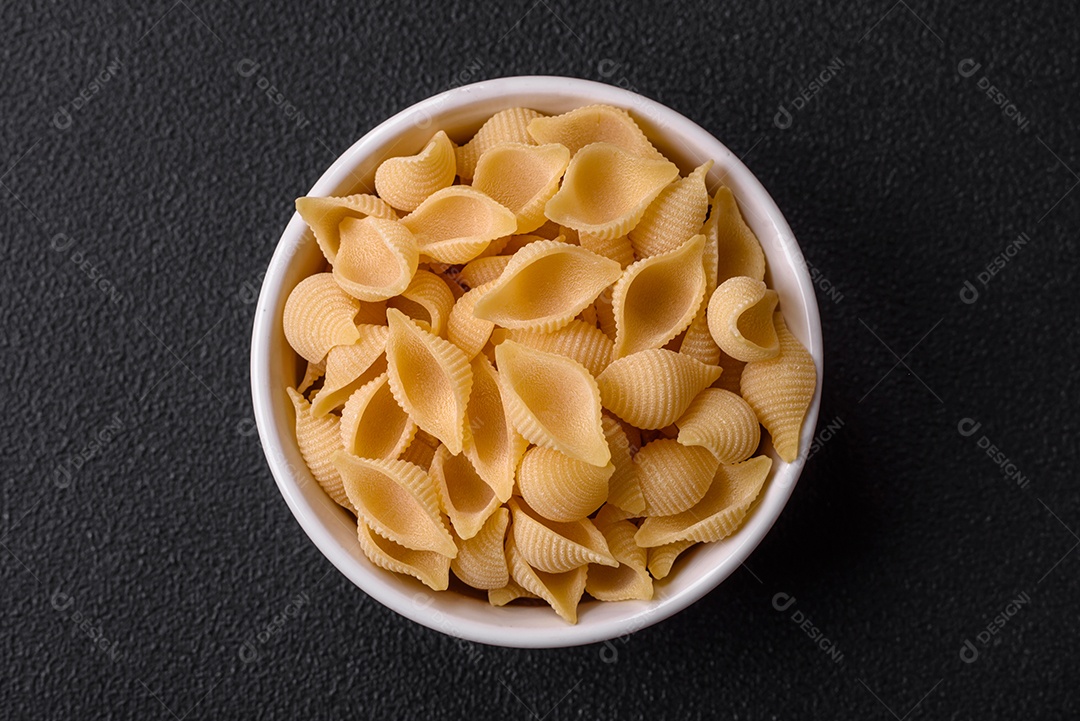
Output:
[2, 1, 1077, 718]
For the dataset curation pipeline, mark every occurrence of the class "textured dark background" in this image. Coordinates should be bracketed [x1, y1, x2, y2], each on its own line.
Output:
[2, 0, 1078, 718]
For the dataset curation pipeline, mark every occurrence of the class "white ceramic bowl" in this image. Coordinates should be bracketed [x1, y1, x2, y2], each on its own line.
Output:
[250, 76, 823, 648]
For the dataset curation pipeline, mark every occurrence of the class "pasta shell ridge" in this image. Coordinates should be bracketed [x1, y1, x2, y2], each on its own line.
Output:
[456, 107, 544, 181]
[647, 540, 696, 580]
[357, 519, 450, 591]
[457, 255, 512, 289]
[509, 498, 617, 573]
[739, 313, 816, 462]
[596, 348, 722, 429]
[601, 413, 645, 514]
[578, 231, 636, 269]
[526, 104, 664, 160]
[544, 142, 679, 240]
[462, 355, 526, 503]
[495, 340, 611, 468]
[297, 359, 324, 395]
[634, 438, 719, 516]
[333, 216, 420, 302]
[473, 142, 570, 234]
[387, 268, 456, 337]
[286, 388, 351, 510]
[516, 446, 614, 523]
[628, 161, 713, 259]
[340, 371, 417, 460]
[472, 240, 623, 332]
[488, 578, 540, 607]
[508, 319, 614, 378]
[506, 535, 588, 624]
[451, 506, 510, 590]
[711, 186, 766, 285]
[333, 451, 457, 557]
[295, 193, 399, 264]
[635, 456, 773, 547]
[675, 388, 760, 465]
[611, 234, 707, 358]
[283, 273, 361, 364]
[385, 308, 473, 455]
[310, 324, 389, 416]
[430, 445, 500, 540]
[707, 276, 780, 362]
[585, 520, 653, 602]
[374, 130, 457, 212]
[401, 186, 518, 264]
[447, 282, 496, 359]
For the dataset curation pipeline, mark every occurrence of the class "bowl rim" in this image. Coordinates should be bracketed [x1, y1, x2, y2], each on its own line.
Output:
[250, 75, 823, 648]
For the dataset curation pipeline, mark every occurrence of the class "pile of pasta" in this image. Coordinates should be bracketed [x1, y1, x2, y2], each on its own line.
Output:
[283, 105, 816, 623]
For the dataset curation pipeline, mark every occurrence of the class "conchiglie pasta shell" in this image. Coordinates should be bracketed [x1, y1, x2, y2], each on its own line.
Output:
[675, 388, 760, 464]
[462, 355, 526, 503]
[286, 388, 350, 510]
[310, 324, 389, 415]
[446, 282, 496, 359]
[387, 269, 456, 337]
[473, 142, 570, 234]
[429, 445, 500, 540]
[506, 535, 588, 624]
[634, 438, 719, 516]
[601, 414, 645, 514]
[334, 451, 457, 557]
[340, 372, 417, 460]
[295, 193, 398, 264]
[527, 104, 664, 160]
[401, 186, 518, 264]
[585, 520, 653, 602]
[374, 130, 456, 212]
[647, 540, 695, 580]
[451, 506, 510, 590]
[509, 319, 613, 377]
[283, 273, 361, 364]
[456, 107, 544, 181]
[740, 313, 816, 463]
[578, 231, 635, 269]
[495, 341, 611, 467]
[707, 277, 780, 362]
[509, 498, 616, 573]
[597, 348, 722, 429]
[472, 240, 622, 332]
[333, 217, 420, 302]
[611, 234, 707, 358]
[356, 519, 450, 591]
[488, 579, 540, 607]
[516, 446, 613, 523]
[457, 255, 512, 289]
[628, 161, 712, 259]
[635, 456, 773, 547]
[545, 142, 679, 240]
[711, 186, 766, 284]
[385, 308, 473, 455]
